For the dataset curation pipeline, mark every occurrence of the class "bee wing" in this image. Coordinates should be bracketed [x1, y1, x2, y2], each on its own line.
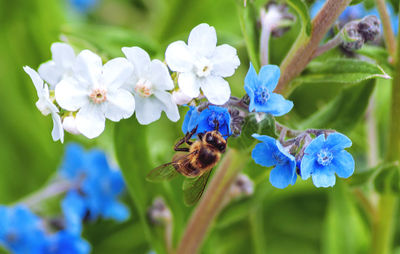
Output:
[146, 152, 195, 182]
[182, 169, 213, 206]
[146, 162, 180, 182]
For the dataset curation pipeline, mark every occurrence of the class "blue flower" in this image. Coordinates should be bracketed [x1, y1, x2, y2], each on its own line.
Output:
[59, 144, 130, 223]
[300, 133, 355, 187]
[44, 231, 90, 254]
[181, 105, 231, 138]
[251, 134, 297, 189]
[69, 0, 98, 13]
[244, 64, 293, 116]
[0, 205, 46, 254]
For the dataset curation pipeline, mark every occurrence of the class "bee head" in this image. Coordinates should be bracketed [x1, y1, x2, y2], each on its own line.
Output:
[204, 131, 226, 152]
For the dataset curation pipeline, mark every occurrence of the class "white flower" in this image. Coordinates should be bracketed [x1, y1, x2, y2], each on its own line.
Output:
[122, 46, 180, 125]
[165, 23, 240, 105]
[38, 43, 76, 89]
[62, 116, 81, 135]
[55, 50, 135, 139]
[23, 66, 64, 143]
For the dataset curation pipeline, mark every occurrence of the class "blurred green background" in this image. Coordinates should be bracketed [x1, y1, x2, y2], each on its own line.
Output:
[0, 0, 398, 253]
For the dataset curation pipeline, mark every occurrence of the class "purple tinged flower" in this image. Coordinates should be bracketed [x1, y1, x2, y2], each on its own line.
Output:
[244, 63, 293, 116]
[0, 205, 46, 254]
[300, 133, 355, 187]
[251, 134, 297, 189]
[181, 105, 231, 138]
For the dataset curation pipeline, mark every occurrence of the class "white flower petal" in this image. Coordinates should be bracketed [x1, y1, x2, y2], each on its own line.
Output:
[154, 91, 180, 122]
[201, 76, 230, 105]
[122, 46, 151, 77]
[51, 42, 76, 70]
[211, 44, 240, 77]
[178, 72, 200, 98]
[51, 113, 64, 143]
[73, 50, 102, 86]
[55, 78, 89, 111]
[102, 57, 133, 89]
[76, 104, 106, 139]
[148, 60, 174, 91]
[23, 66, 44, 97]
[135, 95, 164, 125]
[38, 61, 64, 89]
[104, 89, 135, 122]
[165, 41, 194, 72]
[188, 23, 217, 58]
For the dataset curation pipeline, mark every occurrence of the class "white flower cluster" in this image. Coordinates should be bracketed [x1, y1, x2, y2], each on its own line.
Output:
[24, 23, 240, 142]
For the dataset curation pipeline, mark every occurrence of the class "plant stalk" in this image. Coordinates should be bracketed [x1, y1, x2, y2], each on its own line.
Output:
[375, 0, 396, 58]
[370, 9, 400, 254]
[176, 149, 248, 254]
[275, 0, 352, 95]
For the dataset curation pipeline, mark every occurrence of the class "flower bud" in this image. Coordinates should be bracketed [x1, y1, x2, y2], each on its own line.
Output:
[172, 90, 192, 105]
[62, 116, 80, 135]
[147, 197, 172, 225]
[227, 174, 254, 200]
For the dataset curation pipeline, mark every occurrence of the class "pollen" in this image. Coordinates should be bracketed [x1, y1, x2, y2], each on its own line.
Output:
[317, 149, 333, 166]
[89, 88, 107, 104]
[254, 87, 270, 104]
[135, 78, 153, 97]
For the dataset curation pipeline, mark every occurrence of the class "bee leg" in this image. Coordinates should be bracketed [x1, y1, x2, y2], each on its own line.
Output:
[174, 137, 189, 152]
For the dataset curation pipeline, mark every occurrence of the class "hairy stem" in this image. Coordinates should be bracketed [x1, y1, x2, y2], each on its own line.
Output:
[176, 149, 248, 254]
[370, 10, 400, 254]
[275, 0, 352, 95]
[375, 0, 396, 58]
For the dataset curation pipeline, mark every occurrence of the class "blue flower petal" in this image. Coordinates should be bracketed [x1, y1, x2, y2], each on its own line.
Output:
[304, 134, 325, 156]
[60, 143, 86, 179]
[103, 201, 130, 222]
[311, 170, 336, 187]
[182, 106, 195, 134]
[332, 150, 355, 178]
[258, 65, 280, 91]
[244, 63, 258, 92]
[253, 93, 293, 116]
[326, 132, 352, 152]
[300, 154, 316, 180]
[269, 161, 296, 189]
[251, 142, 278, 167]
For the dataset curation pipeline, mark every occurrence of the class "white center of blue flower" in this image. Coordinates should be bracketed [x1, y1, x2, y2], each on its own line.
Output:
[254, 87, 270, 104]
[317, 149, 333, 166]
[207, 112, 225, 129]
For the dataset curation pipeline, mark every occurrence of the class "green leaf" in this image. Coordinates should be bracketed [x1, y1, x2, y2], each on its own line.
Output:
[229, 113, 276, 150]
[356, 45, 392, 71]
[296, 58, 391, 84]
[286, 0, 312, 36]
[237, 2, 260, 71]
[374, 164, 400, 194]
[299, 79, 375, 132]
[350, 0, 365, 5]
[322, 183, 369, 254]
[114, 118, 166, 254]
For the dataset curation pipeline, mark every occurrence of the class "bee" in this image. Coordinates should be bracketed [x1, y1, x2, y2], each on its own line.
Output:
[146, 125, 227, 206]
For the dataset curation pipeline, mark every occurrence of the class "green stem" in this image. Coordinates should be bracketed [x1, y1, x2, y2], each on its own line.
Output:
[275, 0, 352, 95]
[375, 0, 396, 58]
[370, 9, 400, 254]
[176, 149, 248, 254]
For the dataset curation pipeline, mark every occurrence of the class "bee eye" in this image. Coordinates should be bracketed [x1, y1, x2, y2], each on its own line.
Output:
[206, 134, 213, 142]
[218, 144, 225, 151]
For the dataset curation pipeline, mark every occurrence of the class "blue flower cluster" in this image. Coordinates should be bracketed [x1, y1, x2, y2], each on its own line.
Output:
[69, 0, 98, 13]
[0, 144, 129, 254]
[59, 144, 130, 225]
[182, 105, 232, 138]
[252, 132, 355, 188]
[0, 205, 90, 254]
[311, 1, 398, 35]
